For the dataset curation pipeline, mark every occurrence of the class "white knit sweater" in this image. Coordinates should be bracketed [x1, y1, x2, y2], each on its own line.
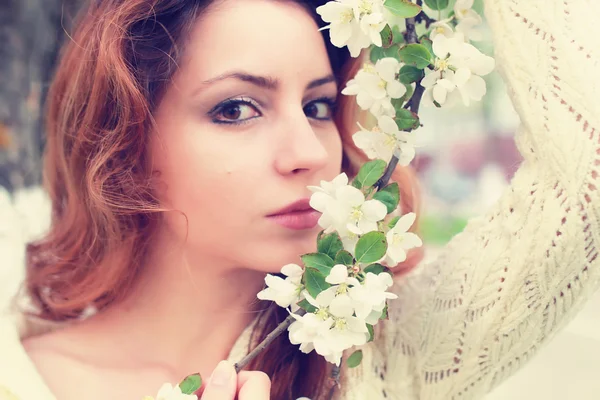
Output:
[1, 0, 600, 399]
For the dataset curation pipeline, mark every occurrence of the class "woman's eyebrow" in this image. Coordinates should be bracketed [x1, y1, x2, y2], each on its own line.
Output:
[195, 71, 336, 93]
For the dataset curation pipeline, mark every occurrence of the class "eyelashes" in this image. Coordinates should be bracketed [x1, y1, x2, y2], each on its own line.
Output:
[209, 97, 261, 125]
[208, 95, 338, 126]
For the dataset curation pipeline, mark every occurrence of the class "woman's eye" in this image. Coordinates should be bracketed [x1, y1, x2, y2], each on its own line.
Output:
[212, 100, 260, 124]
[304, 98, 337, 120]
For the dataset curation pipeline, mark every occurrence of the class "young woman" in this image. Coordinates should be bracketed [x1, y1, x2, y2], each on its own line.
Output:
[0, 0, 598, 399]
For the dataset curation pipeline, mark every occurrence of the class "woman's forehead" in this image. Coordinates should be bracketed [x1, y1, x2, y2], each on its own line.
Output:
[178, 0, 334, 92]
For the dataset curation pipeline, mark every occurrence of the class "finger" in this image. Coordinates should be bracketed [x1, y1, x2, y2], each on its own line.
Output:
[237, 371, 271, 400]
[200, 360, 236, 400]
[236, 371, 264, 392]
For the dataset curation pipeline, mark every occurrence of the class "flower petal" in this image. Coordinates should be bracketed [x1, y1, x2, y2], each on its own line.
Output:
[432, 84, 448, 104]
[453, 67, 472, 87]
[377, 115, 399, 134]
[336, 185, 365, 207]
[281, 263, 303, 278]
[361, 199, 388, 221]
[329, 294, 354, 318]
[464, 74, 487, 100]
[375, 58, 400, 82]
[393, 212, 417, 233]
[326, 264, 349, 284]
[386, 80, 407, 98]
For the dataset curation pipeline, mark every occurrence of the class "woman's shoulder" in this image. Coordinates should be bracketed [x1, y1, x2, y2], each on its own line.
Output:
[0, 317, 57, 400]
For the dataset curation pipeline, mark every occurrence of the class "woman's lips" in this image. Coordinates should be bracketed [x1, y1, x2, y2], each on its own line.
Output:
[266, 209, 321, 230]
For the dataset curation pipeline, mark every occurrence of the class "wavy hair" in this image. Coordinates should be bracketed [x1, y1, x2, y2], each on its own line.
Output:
[25, 1, 423, 398]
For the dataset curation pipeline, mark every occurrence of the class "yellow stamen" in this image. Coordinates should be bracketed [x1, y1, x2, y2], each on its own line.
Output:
[334, 318, 348, 330]
[358, 0, 373, 15]
[435, 58, 450, 71]
[350, 207, 363, 222]
[340, 9, 354, 24]
[317, 308, 329, 320]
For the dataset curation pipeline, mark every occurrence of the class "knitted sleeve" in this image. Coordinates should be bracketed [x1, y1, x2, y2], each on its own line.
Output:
[374, 1, 600, 398]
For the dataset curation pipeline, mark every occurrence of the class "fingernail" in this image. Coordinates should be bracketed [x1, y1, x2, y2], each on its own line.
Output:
[210, 360, 233, 387]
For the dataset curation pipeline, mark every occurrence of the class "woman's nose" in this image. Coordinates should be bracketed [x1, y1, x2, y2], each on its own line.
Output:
[273, 114, 330, 176]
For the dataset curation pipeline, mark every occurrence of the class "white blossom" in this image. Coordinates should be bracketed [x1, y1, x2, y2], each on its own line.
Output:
[456, 16, 484, 42]
[348, 272, 397, 324]
[454, 0, 483, 24]
[317, 0, 388, 57]
[353, 116, 417, 165]
[325, 264, 361, 318]
[288, 311, 334, 355]
[422, 34, 494, 107]
[453, 0, 484, 42]
[289, 290, 369, 366]
[421, 68, 458, 107]
[257, 263, 304, 309]
[329, 185, 388, 235]
[309, 175, 388, 235]
[309, 173, 350, 233]
[342, 58, 406, 117]
[384, 212, 423, 266]
[430, 19, 455, 40]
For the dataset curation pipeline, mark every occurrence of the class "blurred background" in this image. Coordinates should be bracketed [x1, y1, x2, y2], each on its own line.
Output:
[0, 0, 598, 398]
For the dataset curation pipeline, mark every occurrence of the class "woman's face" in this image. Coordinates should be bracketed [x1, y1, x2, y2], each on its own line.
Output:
[149, 0, 343, 272]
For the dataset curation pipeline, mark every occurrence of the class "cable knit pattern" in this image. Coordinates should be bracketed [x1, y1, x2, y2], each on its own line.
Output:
[1, 0, 599, 399]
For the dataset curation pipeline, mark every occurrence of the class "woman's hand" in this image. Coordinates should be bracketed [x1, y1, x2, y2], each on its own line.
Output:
[200, 361, 271, 400]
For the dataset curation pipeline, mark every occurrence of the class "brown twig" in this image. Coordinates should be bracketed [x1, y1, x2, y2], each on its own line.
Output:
[375, 16, 422, 190]
[234, 309, 306, 373]
[414, 0, 437, 28]
[326, 364, 342, 400]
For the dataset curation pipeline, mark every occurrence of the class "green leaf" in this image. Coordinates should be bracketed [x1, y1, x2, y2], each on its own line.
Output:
[373, 190, 397, 214]
[355, 231, 388, 264]
[179, 374, 202, 395]
[297, 298, 318, 313]
[334, 250, 354, 266]
[419, 36, 434, 58]
[388, 216, 401, 229]
[363, 263, 388, 275]
[370, 45, 402, 64]
[354, 159, 387, 189]
[391, 25, 405, 45]
[395, 108, 420, 131]
[347, 350, 364, 368]
[424, 0, 449, 10]
[301, 253, 335, 275]
[381, 304, 389, 320]
[384, 0, 422, 18]
[398, 65, 424, 84]
[366, 324, 375, 342]
[304, 267, 331, 298]
[317, 233, 344, 261]
[398, 44, 432, 69]
[373, 183, 400, 214]
[380, 24, 394, 48]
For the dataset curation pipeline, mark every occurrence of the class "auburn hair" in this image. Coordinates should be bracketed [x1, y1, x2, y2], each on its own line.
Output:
[24, 1, 423, 399]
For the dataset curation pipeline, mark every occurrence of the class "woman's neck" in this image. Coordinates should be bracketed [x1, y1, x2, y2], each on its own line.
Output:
[68, 232, 266, 381]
